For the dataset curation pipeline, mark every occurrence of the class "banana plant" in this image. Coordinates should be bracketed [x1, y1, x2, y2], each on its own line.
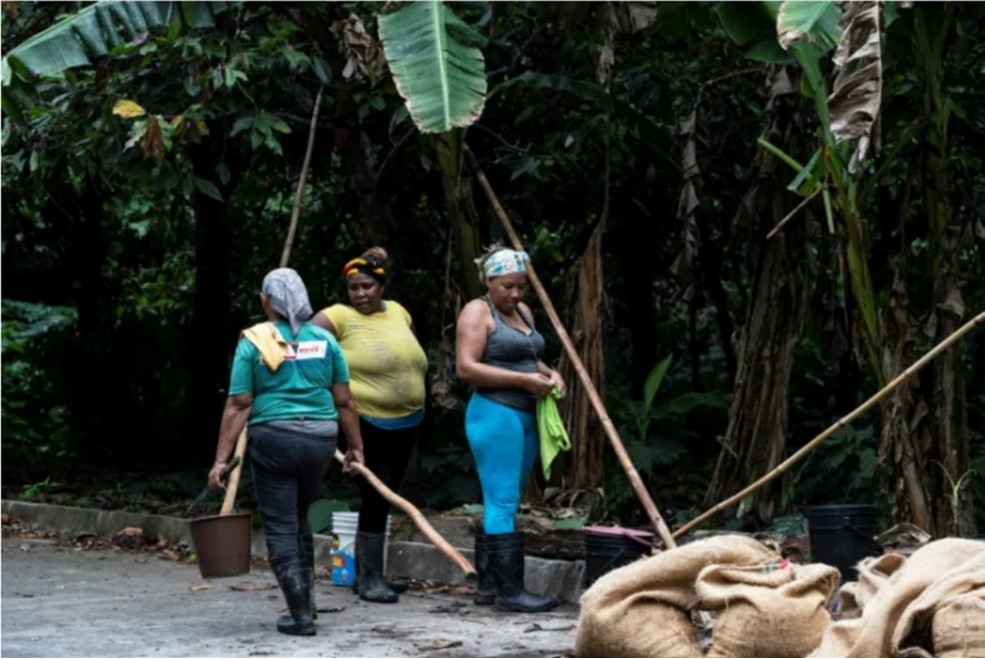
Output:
[2, 1, 231, 116]
[716, 0, 892, 381]
[377, 0, 488, 134]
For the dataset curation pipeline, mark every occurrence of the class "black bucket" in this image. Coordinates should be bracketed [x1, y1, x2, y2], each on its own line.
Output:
[803, 504, 880, 582]
[583, 526, 654, 587]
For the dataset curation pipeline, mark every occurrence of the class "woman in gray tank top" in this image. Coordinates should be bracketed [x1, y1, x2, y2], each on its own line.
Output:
[456, 246, 566, 613]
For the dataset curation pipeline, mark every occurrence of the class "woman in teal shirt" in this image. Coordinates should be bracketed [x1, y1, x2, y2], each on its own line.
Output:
[209, 268, 364, 636]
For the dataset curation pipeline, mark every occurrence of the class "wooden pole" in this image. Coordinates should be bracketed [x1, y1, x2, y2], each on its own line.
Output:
[220, 427, 248, 515]
[674, 310, 985, 539]
[465, 148, 677, 550]
[280, 85, 324, 268]
[334, 450, 477, 580]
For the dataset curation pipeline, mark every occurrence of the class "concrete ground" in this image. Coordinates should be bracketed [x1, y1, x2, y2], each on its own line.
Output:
[1, 537, 577, 658]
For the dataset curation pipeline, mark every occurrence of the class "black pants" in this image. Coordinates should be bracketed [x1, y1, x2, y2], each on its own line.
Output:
[249, 423, 336, 564]
[351, 418, 417, 534]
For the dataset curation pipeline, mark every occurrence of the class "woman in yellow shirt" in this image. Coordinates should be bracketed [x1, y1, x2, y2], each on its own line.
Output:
[311, 247, 427, 604]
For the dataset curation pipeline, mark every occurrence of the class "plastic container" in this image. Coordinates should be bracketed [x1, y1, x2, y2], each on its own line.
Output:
[329, 512, 391, 586]
[583, 525, 654, 586]
[330, 511, 358, 586]
[803, 504, 880, 581]
[189, 512, 252, 579]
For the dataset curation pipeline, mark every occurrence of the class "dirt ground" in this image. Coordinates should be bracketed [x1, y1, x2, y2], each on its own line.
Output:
[0, 537, 578, 658]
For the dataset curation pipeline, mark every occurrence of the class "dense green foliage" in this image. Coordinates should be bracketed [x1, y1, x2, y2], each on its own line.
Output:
[2, 1, 983, 533]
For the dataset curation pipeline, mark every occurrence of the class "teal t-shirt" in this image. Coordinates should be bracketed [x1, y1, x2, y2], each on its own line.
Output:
[229, 321, 350, 425]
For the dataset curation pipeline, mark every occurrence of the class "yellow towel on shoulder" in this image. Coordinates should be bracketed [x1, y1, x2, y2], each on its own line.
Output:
[242, 322, 289, 371]
[537, 387, 571, 479]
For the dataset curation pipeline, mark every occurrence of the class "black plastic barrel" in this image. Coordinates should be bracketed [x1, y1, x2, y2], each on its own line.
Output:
[803, 504, 880, 581]
[583, 526, 654, 586]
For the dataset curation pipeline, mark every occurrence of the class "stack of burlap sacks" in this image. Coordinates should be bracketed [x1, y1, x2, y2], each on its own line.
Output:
[574, 535, 985, 658]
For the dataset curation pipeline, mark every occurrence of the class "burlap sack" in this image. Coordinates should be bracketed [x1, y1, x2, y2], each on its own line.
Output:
[893, 551, 985, 657]
[931, 587, 985, 658]
[810, 538, 985, 658]
[697, 561, 840, 657]
[575, 534, 778, 658]
[840, 553, 907, 619]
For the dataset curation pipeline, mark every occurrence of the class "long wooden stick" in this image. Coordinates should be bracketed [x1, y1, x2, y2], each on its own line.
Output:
[334, 450, 477, 580]
[220, 427, 249, 515]
[280, 85, 324, 268]
[465, 148, 676, 550]
[674, 310, 985, 538]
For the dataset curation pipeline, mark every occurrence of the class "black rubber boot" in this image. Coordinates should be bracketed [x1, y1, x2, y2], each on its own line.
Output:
[473, 531, 496, 605]
[271, 557, 316, 636]
[351, 576, 408, 594]
[487, 532, 558, 613]
[300, 533, 317, 620]
[356, 532, 398, 603]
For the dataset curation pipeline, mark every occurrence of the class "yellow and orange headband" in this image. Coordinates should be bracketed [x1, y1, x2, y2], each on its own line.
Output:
[342, 257, 387, 283]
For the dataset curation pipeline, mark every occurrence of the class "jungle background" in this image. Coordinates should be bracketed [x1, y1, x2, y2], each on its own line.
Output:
[2, 1, 983, 539]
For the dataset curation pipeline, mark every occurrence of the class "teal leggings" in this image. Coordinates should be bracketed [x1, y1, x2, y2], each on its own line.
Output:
[465, 393, 539, 534]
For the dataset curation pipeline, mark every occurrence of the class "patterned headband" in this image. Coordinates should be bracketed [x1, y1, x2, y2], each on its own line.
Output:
[342, 256, 387, 283]
[476, 249, 530, 282]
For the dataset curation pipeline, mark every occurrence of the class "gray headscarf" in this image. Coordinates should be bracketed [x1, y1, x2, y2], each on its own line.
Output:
[261, 268, 313, 337]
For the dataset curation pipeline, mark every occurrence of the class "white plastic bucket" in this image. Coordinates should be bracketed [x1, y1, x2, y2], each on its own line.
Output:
[330, 511, 358, 586]
[329, 512, 391, 586]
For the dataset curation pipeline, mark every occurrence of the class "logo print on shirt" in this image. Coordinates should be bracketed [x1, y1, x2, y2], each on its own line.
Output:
[283, 341, 328, 361]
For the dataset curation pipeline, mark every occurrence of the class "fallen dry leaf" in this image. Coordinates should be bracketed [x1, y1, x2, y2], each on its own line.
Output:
[160, 549, 179, 561]
[413, 640, 463, 651]
[191, 583, 213, 592]
[316, 606, 346, 614]
[118, 527, 144, 537]
[229, 582, 277, 592]
[524, 623, 576, 633]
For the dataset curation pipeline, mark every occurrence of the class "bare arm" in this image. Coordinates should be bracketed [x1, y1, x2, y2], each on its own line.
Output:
[456, 299, 552, 395]
[208, 393, 253, 488]
[310, 311, 338, 336]
[331, 382, 365, 472]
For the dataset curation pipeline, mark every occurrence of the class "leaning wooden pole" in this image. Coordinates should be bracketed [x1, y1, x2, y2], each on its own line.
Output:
[280, 85, 324, 268]
[675, 310, 985, 539]
[466, 148, 677, 549]
[333, 450, 477, 580]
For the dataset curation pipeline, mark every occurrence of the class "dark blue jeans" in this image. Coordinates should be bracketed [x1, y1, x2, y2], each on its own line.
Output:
[248, 422, 336, 565]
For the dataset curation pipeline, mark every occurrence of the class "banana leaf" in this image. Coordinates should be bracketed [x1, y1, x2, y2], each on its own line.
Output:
[377, 1, 488, 134]
[3, 1, 229, 82]
[776, 0, 841, 51]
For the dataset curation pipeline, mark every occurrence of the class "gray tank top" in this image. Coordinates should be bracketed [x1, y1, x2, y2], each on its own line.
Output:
[476, 296, 545, 413]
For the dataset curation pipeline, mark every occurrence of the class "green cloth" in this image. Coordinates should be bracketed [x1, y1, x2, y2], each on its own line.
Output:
[537, 387, 571, 479]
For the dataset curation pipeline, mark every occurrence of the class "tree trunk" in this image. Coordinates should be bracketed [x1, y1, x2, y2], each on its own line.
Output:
[184, 142, 234, 463]
[878, 258, 933, 533]
[66, 174, 114, 457]
[695, 212, 737, 387]
[344, 132, 397, 243]
[705, 69, 808, 522]
[559, 223, 607, 490]
[436, 129, 483, 301]
[915, 3, 974, 535]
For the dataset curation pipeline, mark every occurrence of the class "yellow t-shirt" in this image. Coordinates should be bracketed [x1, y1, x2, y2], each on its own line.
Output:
[323, 301, 428, 419]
